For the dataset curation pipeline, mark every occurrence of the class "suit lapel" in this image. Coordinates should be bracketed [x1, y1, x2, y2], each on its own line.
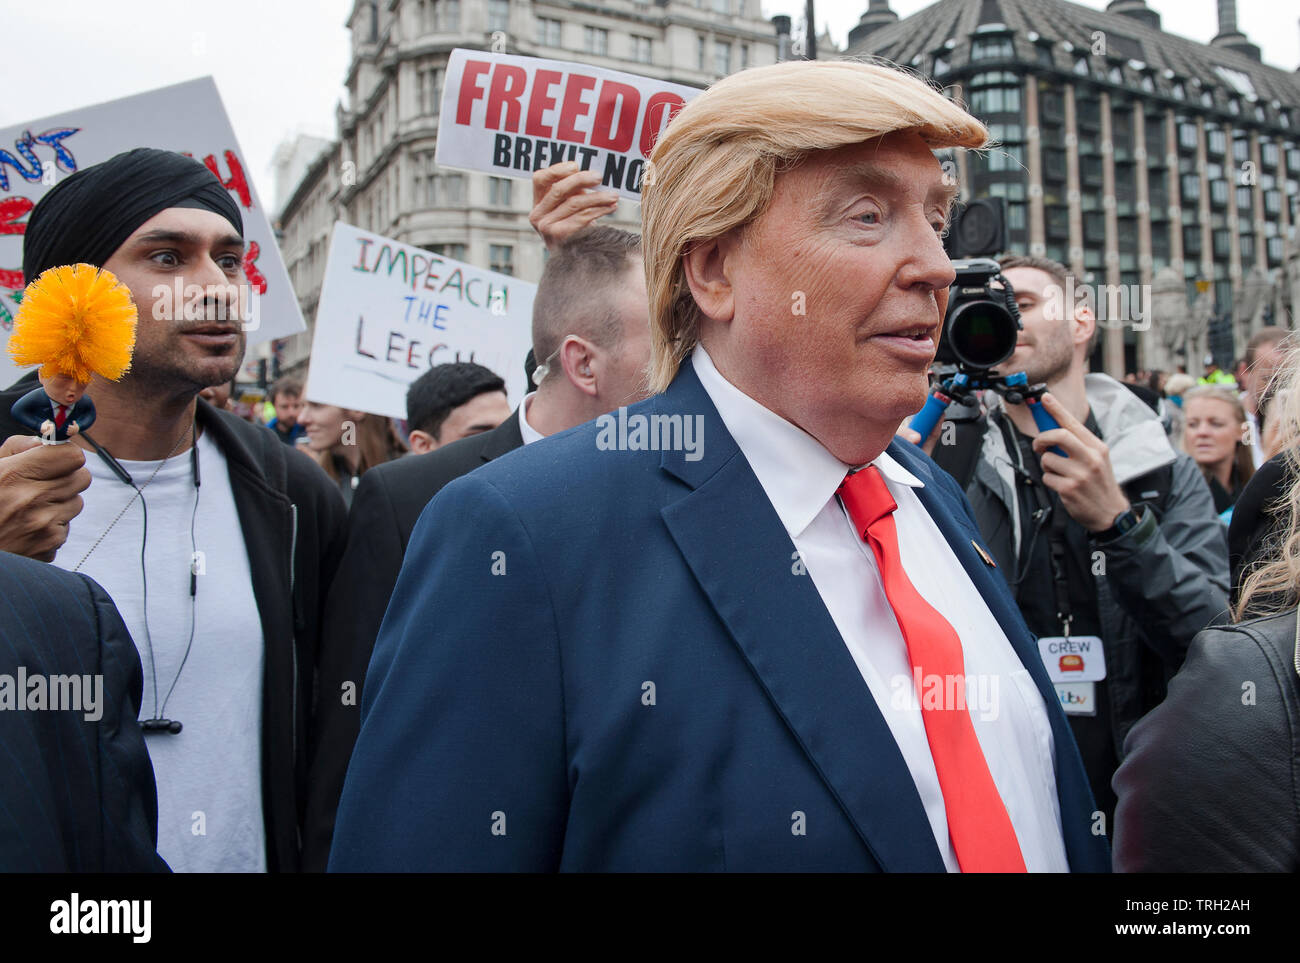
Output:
[480, 408, 524, 462]
[656, 365, 946, 871]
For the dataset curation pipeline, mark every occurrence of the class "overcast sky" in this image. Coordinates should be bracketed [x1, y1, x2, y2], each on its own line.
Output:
[2, 0, 1295, 211]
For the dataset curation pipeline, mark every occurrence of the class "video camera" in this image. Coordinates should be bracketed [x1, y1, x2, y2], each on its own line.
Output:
[911, 258, 1062, 447]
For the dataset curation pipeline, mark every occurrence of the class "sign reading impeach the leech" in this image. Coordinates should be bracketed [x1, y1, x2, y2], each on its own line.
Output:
[436, 49, 701, 201]
[304, 222, 534, 419]
[0, 77, 305, 387]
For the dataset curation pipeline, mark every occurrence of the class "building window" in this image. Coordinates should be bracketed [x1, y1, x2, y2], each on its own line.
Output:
[712, 0, 730, 12]
[1206, 128, 1226, 155]
[1212, 229, 1231, 259]
[1236, 185, 1253, 212]
[1209, 179, 1228, 207]
[488, 0, 509, 32]
[933, 53, 950, 76]
[740, 43, 750, 69]
[427, 243, 467, 263]
[488, 176, 512, 207]
[1074, 55, 1090, 76]
[1178, 122, 1198, 151]
[489, 244, 514, 275]
[1232, 138, 1250, 164]
[713, 40, 731, 75]
[1080, 155, 1103, 186]
[1182, 225, 1201, 255]
[1180, 173, 1201, 201]
[968, 85, 1021, 116]
[1075, 97, 1101, 129]
[535, 16, 561, 46]
[971, 36, 1014, 61]
[440, 173, 465, 204]
[1046, 207, 1069, 239]
[1261, 141, 1278, 168]
[631, 35, 652, 64]
[418, 65, 443, 115]
[1040, 89, 1063, 122]
[426, 0, 458, 31]
[1145, 117, 1166, 159]
[697, 34, 706, 71]
[413, 151, 437, 206]
[584, 26, 608, 57]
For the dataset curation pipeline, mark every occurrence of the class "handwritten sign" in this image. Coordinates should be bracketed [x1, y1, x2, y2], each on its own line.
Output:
[304, 222, 533, 419]
[436, 48, 700, 201]
[0, 77, 304, 387]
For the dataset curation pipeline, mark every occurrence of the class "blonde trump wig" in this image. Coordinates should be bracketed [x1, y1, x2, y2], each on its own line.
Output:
[640, 59, 989, 393]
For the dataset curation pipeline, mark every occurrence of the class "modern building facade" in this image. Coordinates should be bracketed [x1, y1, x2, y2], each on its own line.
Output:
[849, 0, 1300, 375]
[275, 0, 781, 374]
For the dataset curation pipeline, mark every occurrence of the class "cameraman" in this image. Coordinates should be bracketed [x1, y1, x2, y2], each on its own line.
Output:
[923, 255, 1228, 830]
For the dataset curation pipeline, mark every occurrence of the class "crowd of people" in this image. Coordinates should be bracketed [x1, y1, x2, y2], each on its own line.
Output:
[1, 57, 1298, 874]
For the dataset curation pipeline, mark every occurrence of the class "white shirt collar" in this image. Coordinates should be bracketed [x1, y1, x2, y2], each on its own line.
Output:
[519, 392, 543, 446]
[690, 344, 922, 539]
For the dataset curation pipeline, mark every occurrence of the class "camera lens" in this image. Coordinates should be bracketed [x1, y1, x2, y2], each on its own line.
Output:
[947, 300, 1017, 370]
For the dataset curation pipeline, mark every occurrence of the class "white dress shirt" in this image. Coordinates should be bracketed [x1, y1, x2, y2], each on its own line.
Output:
[519, 392, 544, 446]
[692, 345, 1070, 872]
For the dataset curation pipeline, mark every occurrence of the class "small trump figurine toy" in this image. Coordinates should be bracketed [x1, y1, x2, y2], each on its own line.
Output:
[7, 264, 137, 444]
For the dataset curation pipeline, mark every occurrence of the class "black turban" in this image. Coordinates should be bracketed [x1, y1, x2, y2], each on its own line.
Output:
[22, 147, 244, 283]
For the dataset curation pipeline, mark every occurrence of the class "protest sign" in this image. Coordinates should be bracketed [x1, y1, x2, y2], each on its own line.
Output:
[304, 222, 534, 419]
[0, 77, 304, 386]
[436, 48, 700, 201]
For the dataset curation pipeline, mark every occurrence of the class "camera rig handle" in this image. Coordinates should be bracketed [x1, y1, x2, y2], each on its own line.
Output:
[907, 369, 1066, 457]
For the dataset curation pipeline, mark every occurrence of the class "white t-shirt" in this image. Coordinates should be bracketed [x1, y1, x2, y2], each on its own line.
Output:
[53, 429, 267, 872]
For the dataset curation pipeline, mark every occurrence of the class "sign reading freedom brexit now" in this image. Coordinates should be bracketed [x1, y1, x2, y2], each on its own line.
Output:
[304, 222, 534, 420]
[436, 49, 701, 201]
[0, 77, 304, 387]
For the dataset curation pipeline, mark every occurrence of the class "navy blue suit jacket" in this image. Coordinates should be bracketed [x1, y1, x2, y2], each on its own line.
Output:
[330, 363, 1110, 872]
[9, 387, 95, 441]
[0, 550, 166, 871]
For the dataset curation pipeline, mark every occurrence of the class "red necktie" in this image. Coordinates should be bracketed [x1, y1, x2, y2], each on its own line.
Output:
[54, 404, 68, 429]
[838, 465, 1027, 873]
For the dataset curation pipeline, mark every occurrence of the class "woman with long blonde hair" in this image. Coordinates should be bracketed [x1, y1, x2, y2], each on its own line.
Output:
[1112, 347, 1300, 871]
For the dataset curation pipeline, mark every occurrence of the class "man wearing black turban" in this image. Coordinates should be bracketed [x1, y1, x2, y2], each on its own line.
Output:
[0, 147, 348, 874]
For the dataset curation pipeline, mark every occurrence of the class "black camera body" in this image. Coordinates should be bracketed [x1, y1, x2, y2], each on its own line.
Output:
[933, 258, 1021, 373]
[910, 257, 1064, 448]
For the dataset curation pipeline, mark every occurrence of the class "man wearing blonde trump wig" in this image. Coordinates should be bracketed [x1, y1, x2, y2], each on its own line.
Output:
[331, 60, 1110, 873]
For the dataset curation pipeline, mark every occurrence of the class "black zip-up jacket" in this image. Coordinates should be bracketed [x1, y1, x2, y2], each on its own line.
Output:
[0, 373, 348, 871]
[932, 375, 1231, 764]
[1113, 608, 1300, 871]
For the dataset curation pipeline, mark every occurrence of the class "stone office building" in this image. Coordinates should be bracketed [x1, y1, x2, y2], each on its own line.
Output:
[849, 0, 1300, 375]
[274, 0, 779, 374]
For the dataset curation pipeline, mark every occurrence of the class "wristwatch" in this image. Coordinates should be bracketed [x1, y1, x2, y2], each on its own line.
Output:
[1095, 506, 1143, 542]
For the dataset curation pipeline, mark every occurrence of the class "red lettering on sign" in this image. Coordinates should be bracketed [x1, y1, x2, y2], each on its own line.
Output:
[591, 82, 640, 153]
[456, 60, 493, 125]
[640, 92, 686, 158]
[0, 197, 33, 236]
[203, 150, 252, 208]
[243, 241, 267, 295]
[524, 69, 564, 138]
[486, 65, 528, 131]
[556, 74, 599, 142]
